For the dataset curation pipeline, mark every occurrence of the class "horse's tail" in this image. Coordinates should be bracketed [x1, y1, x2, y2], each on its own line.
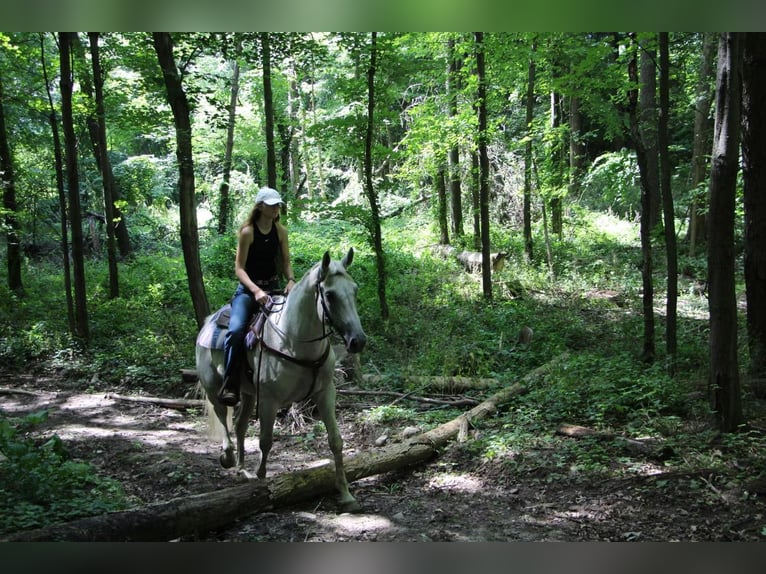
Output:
[204, 397, 232, 441]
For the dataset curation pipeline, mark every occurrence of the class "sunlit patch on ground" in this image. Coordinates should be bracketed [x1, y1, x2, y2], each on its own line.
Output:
[426, 471, 484, 493]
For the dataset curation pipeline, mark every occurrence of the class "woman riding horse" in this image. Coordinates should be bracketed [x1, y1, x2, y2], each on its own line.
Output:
[220, 187, 296, 406]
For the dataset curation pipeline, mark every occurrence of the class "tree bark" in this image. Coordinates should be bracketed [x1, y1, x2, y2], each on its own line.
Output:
[0, 74, 23, 295]
[40, 34, 75, 333]
[361, 374, 497, 392]
[152, 32, 210, 328]
[708, 33, 744, 432]
[261, 32, 277, 190]
[523, 41, 535, 261]
[688, 33, 716, 256]
[88, 32, 120, 299]
[60, 32, 89, 340]
[364, 32, 389, 320]
[217, 39, 241, 235]
[447, 36, 464, 237]
[627, 33, 655, 363]
[474, 32, 492, 300]
[742, 33, 766, 380]
[436, 164, 450, 244]
[659, 32, 678, 374]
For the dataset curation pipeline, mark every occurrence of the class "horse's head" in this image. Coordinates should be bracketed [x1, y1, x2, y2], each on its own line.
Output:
[317, 248, 367, 354]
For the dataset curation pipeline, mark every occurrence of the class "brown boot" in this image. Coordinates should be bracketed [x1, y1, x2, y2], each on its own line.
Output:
[217, 378, 240, 406]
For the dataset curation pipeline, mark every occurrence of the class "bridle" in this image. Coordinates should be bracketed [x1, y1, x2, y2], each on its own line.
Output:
[252, 276, 339, 418]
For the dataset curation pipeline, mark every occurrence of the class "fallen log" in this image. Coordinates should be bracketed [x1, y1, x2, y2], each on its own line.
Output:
[361, 374, 497, 393]
[338, 388, 479, 407]
[3, 355, 565, 541]
[556, 423, 672, 459]
[106, 393, 205, 411]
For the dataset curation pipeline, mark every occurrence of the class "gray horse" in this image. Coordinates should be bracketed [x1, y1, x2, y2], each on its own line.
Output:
[195, 248, 366, 512]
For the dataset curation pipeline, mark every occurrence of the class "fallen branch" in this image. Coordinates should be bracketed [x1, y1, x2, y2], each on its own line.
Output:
[0, 387, 45, 397]
[105, 393, 205, 411]
[338, 388, 479, 407]
[3, 354, 566, 542]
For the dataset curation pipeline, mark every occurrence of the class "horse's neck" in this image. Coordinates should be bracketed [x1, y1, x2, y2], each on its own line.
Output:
[273, 272, 323, 338]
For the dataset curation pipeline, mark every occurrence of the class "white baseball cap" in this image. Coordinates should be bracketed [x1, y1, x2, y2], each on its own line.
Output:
[255, 187, 283, 206]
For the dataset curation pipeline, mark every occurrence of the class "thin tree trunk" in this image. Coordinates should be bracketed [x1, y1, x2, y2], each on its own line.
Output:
[708, 32, 744, 432]
[471, 149, 481, 251]
[88, 32, 119, 299]
[0, 75, 22, 294]
[639, 34, 661, 231]
[627, 33, 655, 363]
[364, 32, 389, 320]
[41, 33, 75, 333]
[152, 32, 210, 328]
[447, 37, 464, 237]
[218, 40, 240, 236]
[475, 32, 492, 300]
[261, 33, 277, 190]
[742, 33, 766, 379]
[523, 42, 535, 261]
[72, 33, 131, 259]
[688, 33, 716, 256]
[436, 164, 449, 245]
[659, 32, 678, 374]
[60, 32, 89, 340]
[569, 96, 586, 210]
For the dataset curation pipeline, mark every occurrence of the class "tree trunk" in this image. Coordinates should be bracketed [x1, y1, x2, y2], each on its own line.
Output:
[364, 33, 389, 320]
[0, 75, 23, 295]
[3, 357, 556, 542]
[549, 92, 565, 241]
[72, 33, 131, 259]
[60, 32, 89, 340]
[523, 42, 535, 261]
[40, 34, 75, 334]
[436, 164, 450, 244]
[688, 33, 716, 256]
[627, 33, 655, 363]
[471, 149, 481, 251]
[261, 32, 277, 190]
[742, 33, 766, 380]
[568, 96, 586, 213]
[475, 32, 492, 300]
[447, 37, 464, 237]
[639, 34, 661, 231]
[218, 40, 241, 236]
[88, 32, 120, 300]
[659, 32, 678, 374]
[708, 32, 744, 432]
[152, 32, 210, 328]
[361, 374, 497, 392]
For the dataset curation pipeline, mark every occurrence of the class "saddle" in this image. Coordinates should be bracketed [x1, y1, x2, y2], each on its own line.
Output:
[216, 296, 284, 349]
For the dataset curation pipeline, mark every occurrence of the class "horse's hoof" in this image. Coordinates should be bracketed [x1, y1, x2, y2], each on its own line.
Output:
[339, 499, 362, 514]
[219, 452, 236, 469]
[239, 469, 257, 480]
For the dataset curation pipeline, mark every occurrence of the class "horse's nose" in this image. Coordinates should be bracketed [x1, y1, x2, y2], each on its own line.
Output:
[346, 332, 367, 353]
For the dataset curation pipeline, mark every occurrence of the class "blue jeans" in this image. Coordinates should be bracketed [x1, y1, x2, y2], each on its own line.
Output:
[223, 282, 275, 383]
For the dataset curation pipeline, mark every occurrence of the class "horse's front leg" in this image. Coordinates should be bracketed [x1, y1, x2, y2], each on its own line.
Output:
[234, 393, 255, 470]
[314, 386, 361, 513]
[210, 401, 236, 469]
[256, 401, 278, 479]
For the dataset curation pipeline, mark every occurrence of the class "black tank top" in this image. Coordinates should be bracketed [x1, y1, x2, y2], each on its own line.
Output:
[243, 223, 279, 284]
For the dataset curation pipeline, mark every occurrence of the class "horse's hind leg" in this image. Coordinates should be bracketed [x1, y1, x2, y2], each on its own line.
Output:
[210, 402, 236, 469]
[314, 387, 360, 513]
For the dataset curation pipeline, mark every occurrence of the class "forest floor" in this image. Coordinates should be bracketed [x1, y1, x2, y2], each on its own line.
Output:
[2, 370, 766, 542]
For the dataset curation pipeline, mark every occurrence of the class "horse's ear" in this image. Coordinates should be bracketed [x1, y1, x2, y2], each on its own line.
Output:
[320, 251, 331, 280]
[341, 247, 354, 269]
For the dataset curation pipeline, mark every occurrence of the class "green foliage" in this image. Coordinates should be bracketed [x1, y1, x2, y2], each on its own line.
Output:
[0, 411, 129, 534]
[580, 150, 641, 218]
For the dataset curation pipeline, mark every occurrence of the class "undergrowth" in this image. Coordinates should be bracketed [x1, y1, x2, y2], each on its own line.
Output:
[1, 205, 765, 534]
